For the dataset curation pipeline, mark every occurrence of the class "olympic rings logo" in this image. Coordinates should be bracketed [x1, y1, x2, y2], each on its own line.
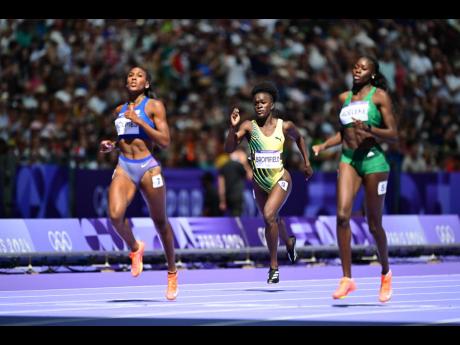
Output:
[435, 225, 455, 244]
[48, 231, 73, 252]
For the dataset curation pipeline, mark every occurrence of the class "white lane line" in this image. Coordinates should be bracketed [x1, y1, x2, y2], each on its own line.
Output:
[2, 291, 460, 318]
[433, 317, 460, 324]
[2, 272, 460, 294]
[208, 305, 460, 326]
[118, 297, 460, 320]
[1, 284, 460, 307]
[2, 278, 460, 300]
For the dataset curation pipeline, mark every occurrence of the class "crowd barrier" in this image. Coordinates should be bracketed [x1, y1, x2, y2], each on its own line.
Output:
[1, 215, 459, 268]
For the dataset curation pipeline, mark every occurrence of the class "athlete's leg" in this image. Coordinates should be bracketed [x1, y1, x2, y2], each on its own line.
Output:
[363, 172, 390, 275]
[336, 162, 362, 278]
[139, 166, 176, 273]
[108, 166, 138, 251]
[255, 171, 292, 270]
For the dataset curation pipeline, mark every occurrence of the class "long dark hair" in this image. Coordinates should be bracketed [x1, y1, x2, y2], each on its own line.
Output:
[363, 56, 400, 120]
[363, 56, 388, 92]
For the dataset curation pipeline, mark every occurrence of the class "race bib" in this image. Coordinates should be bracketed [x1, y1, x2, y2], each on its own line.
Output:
[115, 110, 140, 135]
[254, 150, 282, 169]
[378, 181, 388, 195]
[339, 101, 369, 125]
[152, 174, 164, 188]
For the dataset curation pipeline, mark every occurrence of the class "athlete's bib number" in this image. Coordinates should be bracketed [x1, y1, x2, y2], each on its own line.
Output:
[254, 150, 282, 169]
[115, 114, 140, 136]
[339, 101, 369, 125]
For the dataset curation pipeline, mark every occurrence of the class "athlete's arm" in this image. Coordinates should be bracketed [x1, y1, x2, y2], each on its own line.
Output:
[368, 89, 399, 143]
[99, 105, 122, 153]
[284, 121, 313, 180]
[312, 131, 342, 157]
[312, 91, 348, 156]
[126, 99, 171, 149]
[224, 108, 251, 153]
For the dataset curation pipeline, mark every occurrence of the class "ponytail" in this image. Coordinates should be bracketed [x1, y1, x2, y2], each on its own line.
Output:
[364, 56, 389, 92]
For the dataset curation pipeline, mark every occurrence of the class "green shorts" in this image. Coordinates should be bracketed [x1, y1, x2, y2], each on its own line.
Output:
[340, 146, 390, 176]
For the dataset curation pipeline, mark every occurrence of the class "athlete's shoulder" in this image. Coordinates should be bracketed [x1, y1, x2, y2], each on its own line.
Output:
[113, 103, 125, 114]
[373, 87, 391, 103]
[145, 97, 166, 115]
[240, 119, 254, 130]
[281, 119, 295, 130]
[338, 90, 350, 103]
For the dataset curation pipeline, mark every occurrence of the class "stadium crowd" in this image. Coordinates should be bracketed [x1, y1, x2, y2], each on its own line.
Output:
[1, 19, 460, 176]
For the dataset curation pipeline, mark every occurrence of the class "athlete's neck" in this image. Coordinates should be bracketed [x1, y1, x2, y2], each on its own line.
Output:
[351, 83, 372, 95]
[255, 114, 274, 127]
[128, 94, 145, 106]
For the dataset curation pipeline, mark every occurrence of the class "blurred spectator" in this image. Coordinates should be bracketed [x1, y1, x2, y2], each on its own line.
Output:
[402, 140, 427, 173]
[217, 148, 252, 216]
[0, 19, 459, 173]
[201, 171, 222, 217]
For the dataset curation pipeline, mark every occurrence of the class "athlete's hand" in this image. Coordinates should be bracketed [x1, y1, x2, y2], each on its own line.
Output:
[312, 143, 326, 156]
[124, 103, 141, 125]
[303, 163, 313, 181]
[230, 108, 240, 128]
[351, 117, 372, 135]
[99, 140, 114, 153]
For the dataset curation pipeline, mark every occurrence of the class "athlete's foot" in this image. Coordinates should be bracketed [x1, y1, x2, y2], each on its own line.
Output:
[379, 270, 393, 303]
[287, 236, 297, 264]
[267, 267, 279, 284]
[128, 240, 145, 277]
[166, 271, 179, 300]
[332, 277, 357, 299]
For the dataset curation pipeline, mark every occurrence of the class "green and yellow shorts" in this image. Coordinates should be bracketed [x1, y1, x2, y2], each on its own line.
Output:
[340, 146, 390, 177]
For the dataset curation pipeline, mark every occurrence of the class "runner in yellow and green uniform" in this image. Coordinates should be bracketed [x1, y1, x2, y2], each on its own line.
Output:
[224, 81, 313, 284]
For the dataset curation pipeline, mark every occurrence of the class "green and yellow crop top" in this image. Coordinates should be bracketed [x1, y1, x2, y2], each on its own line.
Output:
[248, 118, 285, 193]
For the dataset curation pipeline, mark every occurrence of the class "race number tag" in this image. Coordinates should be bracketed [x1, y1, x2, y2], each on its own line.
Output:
[152, 174, 164, 188]
[378, 181, 388, 195]
[114, 110, 140, 135]
[278, 180, 289, 191]
[339, 101, 369, 125]
[254, 150, 282, 169]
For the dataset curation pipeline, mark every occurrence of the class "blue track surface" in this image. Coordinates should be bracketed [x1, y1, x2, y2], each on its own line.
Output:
[1, 262, 460, 325]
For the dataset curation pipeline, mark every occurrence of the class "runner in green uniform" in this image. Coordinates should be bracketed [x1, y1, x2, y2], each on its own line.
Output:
[224, 81, 314, 284]
[313, 56, 398, 302]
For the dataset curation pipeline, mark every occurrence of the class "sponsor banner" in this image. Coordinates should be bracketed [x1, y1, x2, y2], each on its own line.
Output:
[169, 217, 247, 250]
[24, 219, 92, 253]
[382, 215, 427, 246]
[418, 215, 460, 245]
[80, 218, 127, 251]
[0, 219, 35, 253]
[1, 215, 459, 254]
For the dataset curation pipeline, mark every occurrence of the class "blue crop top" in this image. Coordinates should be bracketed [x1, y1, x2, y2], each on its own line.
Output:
[114, 97, 155, 140]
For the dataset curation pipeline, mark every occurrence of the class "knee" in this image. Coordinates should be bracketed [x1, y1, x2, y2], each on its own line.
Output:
[263, 209, 277, 227]
[337, 211, 350, 229]
[109, 207, 125, 226]
[367, 218, 383, 235]
[153, 218, 168, 233]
